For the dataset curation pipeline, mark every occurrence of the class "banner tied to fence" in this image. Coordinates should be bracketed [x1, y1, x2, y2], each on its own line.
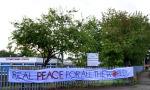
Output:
[8, 67, 133, 83]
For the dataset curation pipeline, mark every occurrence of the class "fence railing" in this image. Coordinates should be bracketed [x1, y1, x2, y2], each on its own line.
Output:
[133, 66, 144, 75]
[0, 66, 143, 90]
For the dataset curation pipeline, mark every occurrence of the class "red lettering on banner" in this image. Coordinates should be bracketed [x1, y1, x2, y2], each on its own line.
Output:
[6, 58, 29, 60]
[52, 71, 58, 79]
[59, 71, 63, 79]
[113, 71, 117, 77]
[42, 72, 46, 80]
[37, 71, 64, 80]
[37, 72, 41, 80]
[46, 71, 52, 79]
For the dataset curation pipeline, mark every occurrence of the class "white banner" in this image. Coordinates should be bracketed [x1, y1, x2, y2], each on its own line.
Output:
[8, 67, 133, 83]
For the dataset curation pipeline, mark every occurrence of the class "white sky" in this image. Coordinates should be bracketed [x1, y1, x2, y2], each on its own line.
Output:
[0, 0, 150, 51]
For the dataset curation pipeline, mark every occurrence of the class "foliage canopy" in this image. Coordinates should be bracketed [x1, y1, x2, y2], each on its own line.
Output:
[9, 8, 150, 66]
[100, 9, 150, 66]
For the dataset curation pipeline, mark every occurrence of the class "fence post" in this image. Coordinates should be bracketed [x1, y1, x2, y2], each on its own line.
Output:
[131, 66, 134, 84]
[1, 66, 2, 90]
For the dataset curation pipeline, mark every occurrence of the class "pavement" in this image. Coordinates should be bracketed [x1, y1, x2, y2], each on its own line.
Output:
[59, 70, 150, 90]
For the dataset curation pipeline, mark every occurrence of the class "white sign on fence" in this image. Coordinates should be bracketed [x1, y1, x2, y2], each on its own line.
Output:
[8, 67, 134, 83]
[87, 53, 99, 66]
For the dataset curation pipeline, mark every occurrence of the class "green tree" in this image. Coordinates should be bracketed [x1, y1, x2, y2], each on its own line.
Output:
[18, 46, 40, 57]
[0, 50, 18, 57]
[68, 16, 101, 66]
[9, 8, 77, 66]
[100, 9, 150, 66]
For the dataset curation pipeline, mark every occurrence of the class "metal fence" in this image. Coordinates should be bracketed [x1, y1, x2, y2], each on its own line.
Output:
[133, 66, 144, 75]
[0, 66, 143, 90]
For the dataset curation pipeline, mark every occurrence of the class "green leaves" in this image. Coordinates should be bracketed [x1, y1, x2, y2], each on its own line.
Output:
[10, 8, 78, 66]
[9, 8, 150, 67]
[100, 8, 150, 66]
[0, 50, 18, 57]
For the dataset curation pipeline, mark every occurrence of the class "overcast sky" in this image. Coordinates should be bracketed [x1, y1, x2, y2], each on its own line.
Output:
[0, 0, 150, 51]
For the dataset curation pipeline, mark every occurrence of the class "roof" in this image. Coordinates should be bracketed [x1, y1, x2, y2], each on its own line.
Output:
[0, 57, 61, 63]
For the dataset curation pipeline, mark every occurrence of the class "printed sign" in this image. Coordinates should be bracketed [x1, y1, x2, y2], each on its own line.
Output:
[8, 67, 134, 83]
[6, 58, 29, 60]
[87, 53, 99, 66]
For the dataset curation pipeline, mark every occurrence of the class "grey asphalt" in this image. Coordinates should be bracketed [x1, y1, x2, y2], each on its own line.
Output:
[60, 70, 150, 90]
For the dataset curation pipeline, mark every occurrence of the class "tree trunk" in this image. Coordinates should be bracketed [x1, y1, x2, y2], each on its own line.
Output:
[42, 53, 51, 67]
[43, 58, 51, 67]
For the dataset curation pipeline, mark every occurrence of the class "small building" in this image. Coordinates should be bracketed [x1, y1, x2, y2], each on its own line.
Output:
[63, 59, 74, 68]
[0, 57, 62, 71]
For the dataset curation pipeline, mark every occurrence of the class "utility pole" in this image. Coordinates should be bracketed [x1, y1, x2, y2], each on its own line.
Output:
[60, 15, 67, 67]
[144, 59, 145, 70]
[61, 15, 64, 67]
